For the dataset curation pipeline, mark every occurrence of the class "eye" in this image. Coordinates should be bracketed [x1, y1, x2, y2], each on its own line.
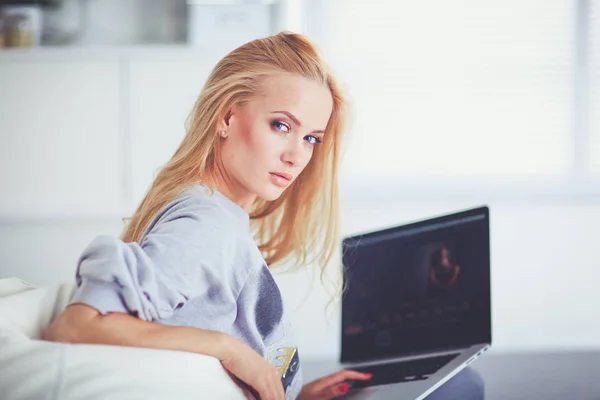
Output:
[271, 120, 290, 134]
[304, 135, 322, 146]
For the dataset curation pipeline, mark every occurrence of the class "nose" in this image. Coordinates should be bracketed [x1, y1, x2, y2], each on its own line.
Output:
[281, 153, 296, 167]
[281, 138, 302, 167]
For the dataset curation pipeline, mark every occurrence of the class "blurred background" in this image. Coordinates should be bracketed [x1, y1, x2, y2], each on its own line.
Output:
[0, 0, 599, 363]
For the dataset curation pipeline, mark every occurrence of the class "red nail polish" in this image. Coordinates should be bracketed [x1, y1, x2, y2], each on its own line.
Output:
[339, 383, 350, 393]
[363, 373, 373, 378]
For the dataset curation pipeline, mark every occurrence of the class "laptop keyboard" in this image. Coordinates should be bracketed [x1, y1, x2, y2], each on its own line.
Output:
[350, 353, 460, 388]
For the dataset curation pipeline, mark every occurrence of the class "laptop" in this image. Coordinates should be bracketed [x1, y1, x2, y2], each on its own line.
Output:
[339, 206, 492, 399]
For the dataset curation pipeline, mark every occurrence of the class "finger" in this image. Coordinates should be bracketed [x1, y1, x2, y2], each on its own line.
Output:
[265, 384, 277, 400]
[270, 379, 284, 400]
[253, 385, 262, 400]
[323, 382, 351, 399]
[273, 369, 285, 400]
[268, 377, 281, 400]
[249, 386, 261, 400]
[313, 370, 373, 391]
[264, 372, 283, 400]
[257, 380, 274, 400]
[239, 385, 257, 400]
[266, 384, 277, 400]
[341, 370, 374, 380]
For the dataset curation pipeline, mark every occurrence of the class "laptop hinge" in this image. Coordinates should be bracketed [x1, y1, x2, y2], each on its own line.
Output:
[341, 345, 471, 367]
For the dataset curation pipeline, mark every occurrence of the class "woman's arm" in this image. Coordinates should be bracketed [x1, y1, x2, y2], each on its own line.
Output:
[44, 303, 228, 358]
[68, 195, 249, 325]
[44, 303, 286, 400]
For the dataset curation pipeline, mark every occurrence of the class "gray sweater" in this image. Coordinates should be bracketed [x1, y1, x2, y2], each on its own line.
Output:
[68, 184, 303, 399]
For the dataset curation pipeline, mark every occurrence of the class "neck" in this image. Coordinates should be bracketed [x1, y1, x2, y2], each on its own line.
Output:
[208, 163, 256, 213]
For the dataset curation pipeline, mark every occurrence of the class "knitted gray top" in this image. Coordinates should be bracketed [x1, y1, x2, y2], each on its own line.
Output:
[68, 184, 303, 399]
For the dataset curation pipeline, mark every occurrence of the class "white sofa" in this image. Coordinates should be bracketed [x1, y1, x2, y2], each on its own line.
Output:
[0, 278, 249, 400]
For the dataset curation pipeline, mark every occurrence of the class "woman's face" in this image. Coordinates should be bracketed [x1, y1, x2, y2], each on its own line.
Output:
[216, 74, 333, 210]
[441, 248, 450, 265]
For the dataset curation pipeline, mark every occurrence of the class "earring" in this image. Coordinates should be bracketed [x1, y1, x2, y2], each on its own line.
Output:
[219, 130, 227, 138]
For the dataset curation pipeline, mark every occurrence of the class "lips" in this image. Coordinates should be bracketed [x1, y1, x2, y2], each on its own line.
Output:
[270, 172, 293, 181]
[269, 172, 293, 188]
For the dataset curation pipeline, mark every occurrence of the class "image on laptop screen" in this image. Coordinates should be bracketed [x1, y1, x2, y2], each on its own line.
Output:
[341, 207, 491, 363]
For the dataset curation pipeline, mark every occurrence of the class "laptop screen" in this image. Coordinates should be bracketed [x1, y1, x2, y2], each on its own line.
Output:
[340, 206, 491, 364]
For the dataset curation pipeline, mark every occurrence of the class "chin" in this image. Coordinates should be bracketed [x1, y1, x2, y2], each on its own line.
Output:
[262, 189, 286, 202]
[256, 185, 287, 202]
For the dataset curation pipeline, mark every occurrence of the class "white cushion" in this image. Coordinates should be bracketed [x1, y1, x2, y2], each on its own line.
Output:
[0, 278, 250, 400]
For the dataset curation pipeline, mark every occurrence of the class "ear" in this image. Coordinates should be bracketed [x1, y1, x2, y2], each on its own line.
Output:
[221, 104, 238, 128]
[213, 108, 227, 133]
[216, 111, 230, 133]
[224, 109, 232, 126]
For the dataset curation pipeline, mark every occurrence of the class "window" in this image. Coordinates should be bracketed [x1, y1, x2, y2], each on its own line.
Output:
[591, 0, 600, 174]
[305, 1, 591, 192]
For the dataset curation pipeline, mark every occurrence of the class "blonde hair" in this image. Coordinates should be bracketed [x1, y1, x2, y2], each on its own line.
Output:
[121, 32, 349, 288]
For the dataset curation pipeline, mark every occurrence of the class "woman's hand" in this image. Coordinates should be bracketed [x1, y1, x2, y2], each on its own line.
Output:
[217, 336, 285, 400]
[297, 370, 373, 400]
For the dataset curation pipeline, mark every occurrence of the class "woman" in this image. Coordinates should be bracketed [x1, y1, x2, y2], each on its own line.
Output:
[43, 32, 483, 399]
[429, 245, 461, 293]
[44, 31, 368, 400]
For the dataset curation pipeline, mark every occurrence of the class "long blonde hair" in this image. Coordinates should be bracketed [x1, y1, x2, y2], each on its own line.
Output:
[121, 32, 349, 284]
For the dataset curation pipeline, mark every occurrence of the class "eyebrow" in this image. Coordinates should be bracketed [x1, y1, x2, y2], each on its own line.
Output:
[271, 110, 326, 134]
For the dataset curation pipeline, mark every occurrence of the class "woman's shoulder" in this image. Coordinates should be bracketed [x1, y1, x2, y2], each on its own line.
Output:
[140, 184, 253, 250]
[154, 184, 249, 230]
[139, 184, 260, 267]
